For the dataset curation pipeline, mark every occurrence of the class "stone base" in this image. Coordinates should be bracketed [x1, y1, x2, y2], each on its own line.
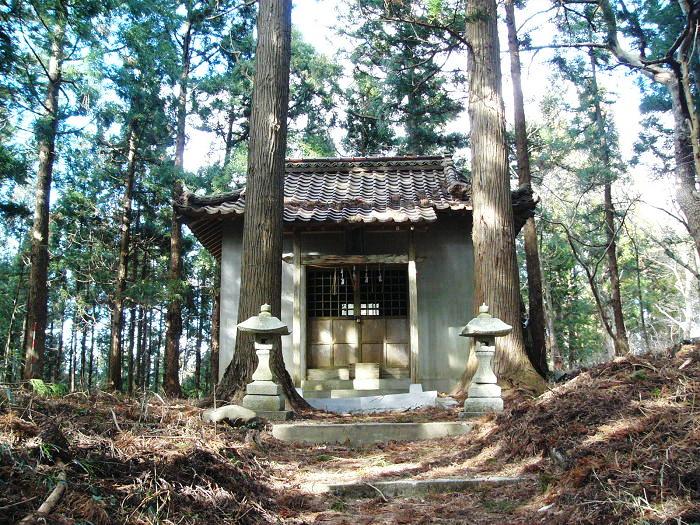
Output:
[246, 380, 283, 396]
[257, 410, 294, 421]
[242, 394, 284, 411]
[467, 383, 501, 398]
[459, 396, 503, 418]
[354, 363, 380, 380]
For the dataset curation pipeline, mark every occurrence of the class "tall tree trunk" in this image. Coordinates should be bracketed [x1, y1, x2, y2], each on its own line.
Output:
[629, 233, 651, 350]
[22, 16, 65, 380]
[153, 311, 164, 391]
[126, 304, 137, 394]
[210, 275, 220, 394]
[53, 305, 65, 382]
[88, 318, 95, 389]
[79, 310, 88, 389]
[107, 123, 139, 390]
[3, 261, 24, 379]
[194, 278, 205, 393]
[216, 0, 310, 410]
[460, 0, 545, 391]
[68, 305, 77, 392]
[589, 49, 629, 356]
[666, 71, 700, 259]
[542, 271, 563, 370]
[504, 0, 549, 377]
[163, 20, 192, 398]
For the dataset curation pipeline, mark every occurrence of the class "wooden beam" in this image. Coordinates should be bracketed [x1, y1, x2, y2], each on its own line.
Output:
[301, 254, 414, 266]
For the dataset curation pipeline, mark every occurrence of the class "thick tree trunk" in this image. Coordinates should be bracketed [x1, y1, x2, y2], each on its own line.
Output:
[589, 50, 629, 356]
[216, 0, 310, 410]
[22, 18, 65, 380]
[163, 21, 192, 398]
[107, 123, 139, 390]
[459, 0, 545, 392]
[505, 0, 549, 377]
[666, 73, 700, 259]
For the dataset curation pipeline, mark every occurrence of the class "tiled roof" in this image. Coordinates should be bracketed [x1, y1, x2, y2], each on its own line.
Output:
[177, 155, 470, 224]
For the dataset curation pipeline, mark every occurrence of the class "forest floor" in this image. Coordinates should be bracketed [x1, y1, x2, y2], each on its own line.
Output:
[1, 344, 699, 525]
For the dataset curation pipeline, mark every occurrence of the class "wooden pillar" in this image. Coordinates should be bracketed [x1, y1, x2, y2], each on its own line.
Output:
[408, 230, 419, 384]
[292, 231, 306, 384]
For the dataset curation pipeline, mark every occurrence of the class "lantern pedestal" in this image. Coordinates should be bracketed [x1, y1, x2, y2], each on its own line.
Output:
[460, 344, 503, 418]
[458, 304, 509, 419]
[238, 305, 294, 421]
[241, 342, 293, 420]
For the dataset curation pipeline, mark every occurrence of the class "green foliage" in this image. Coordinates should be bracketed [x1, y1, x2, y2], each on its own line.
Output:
[29, 379, 68, 397]
[340, 0, 466, 155]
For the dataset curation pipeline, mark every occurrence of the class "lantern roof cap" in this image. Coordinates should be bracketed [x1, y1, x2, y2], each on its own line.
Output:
[237, 304, 290, 335]
[460, 304, 512, 338]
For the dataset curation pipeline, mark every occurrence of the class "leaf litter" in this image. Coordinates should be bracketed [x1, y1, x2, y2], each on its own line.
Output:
[1, 344, 698, 524]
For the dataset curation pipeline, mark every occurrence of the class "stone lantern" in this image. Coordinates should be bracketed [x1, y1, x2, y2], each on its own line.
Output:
[238, 304, 293, 420]
[458, 303, 512, 418]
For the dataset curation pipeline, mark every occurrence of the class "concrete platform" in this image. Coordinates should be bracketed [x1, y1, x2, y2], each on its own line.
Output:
[306, 390, 438, 413]
[301, 379, 354, 391]
[353, 378, 411, 390]
[327, 476, 527, 498]
[271, 421, 473, 446]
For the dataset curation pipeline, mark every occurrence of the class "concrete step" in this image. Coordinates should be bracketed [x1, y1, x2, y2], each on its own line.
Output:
[307, 368, 340, 381]
[301, 379, 354, 391]
[330, 388, 406, 398]
[354, 362, 380, 379]
[327, 476, 527, 498]
[307, 368, 352, 381]
[353, 378, 411, 390]
[272, 421, 473, 446]
[382, 367, 410, 379]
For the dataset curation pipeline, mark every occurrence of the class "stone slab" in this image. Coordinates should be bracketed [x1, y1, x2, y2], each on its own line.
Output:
[246, 381, 283, 395]
[354, 363, 380, 380]
[242, 394, 284, 411]
[304, 391, 439, 414]
[467, 383, 501, 398]
[301, 379, 354, 391]
[329, 389, 405, 398]
[307, 368, 340, 381]
[256, 410, 294, 421]
[382, 367, 410, 379]
[327, 476, 527, 498]
[353, 378, 411, 390]
[462, 397, 503, 412]
[272, 421, 473, 446]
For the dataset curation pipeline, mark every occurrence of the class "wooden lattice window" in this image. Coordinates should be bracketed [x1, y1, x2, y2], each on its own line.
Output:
[307, 265, 408, 318]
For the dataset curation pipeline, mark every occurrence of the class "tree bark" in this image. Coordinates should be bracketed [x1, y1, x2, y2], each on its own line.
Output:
[589, 49, 629, 356]
[504, 0, 549, 377]
[666, 72, 700, 259]
[107, 122, 139, 390]
[22, 16, 65, 380]
[215, 0, 310, 410]
[163, 20, 193, 398]
[459, 0, 545, 392]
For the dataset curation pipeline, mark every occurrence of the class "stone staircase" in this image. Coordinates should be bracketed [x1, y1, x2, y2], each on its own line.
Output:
[301, 363, 411, 399]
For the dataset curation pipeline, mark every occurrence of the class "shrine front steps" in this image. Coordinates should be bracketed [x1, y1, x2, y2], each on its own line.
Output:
[324, 476, 529, 498]
[300, 378, 411, 392]
[271, 421, 473, 447]
[302, 388, 406, 399]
